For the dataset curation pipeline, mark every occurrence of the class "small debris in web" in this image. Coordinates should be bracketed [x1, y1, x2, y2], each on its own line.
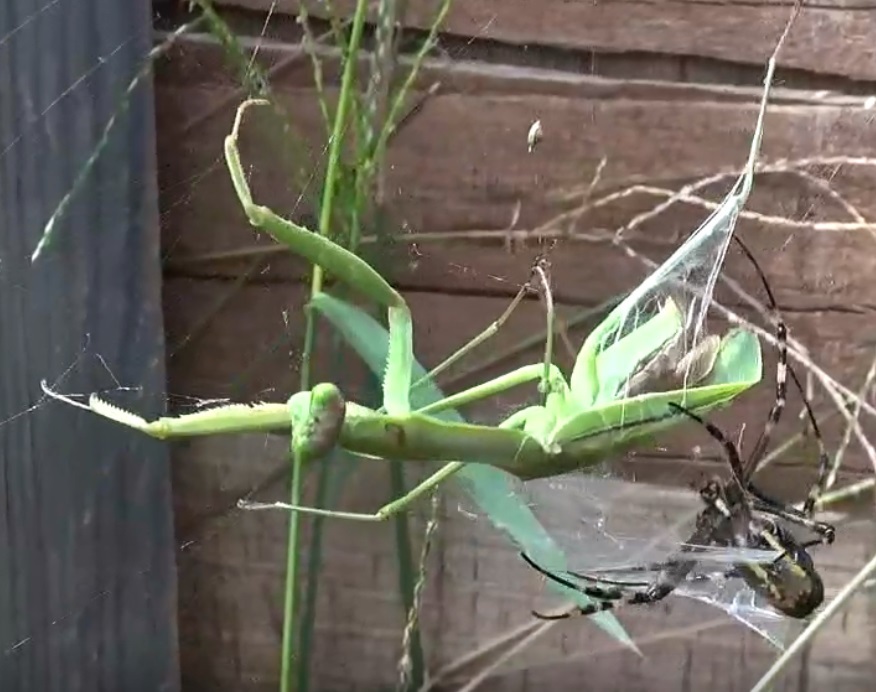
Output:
[527, 119, 543, 153]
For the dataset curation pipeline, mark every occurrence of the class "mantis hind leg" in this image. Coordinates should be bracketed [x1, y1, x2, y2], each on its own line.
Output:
[238, 461, 465, 521]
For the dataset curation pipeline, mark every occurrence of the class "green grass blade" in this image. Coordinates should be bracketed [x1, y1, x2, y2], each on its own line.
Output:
[297, 447, 358, 690]
[309, 292, 637, 649]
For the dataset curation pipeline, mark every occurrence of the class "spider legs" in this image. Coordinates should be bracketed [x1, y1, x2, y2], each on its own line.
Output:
[734, 236, 833, 522]
[520, 552, 621, 619]
[751, 499, 835, 544]
[522, 548, 691, 620]
[668, 402, 835, 545]
[521, 484, 728, 619]
[733, 236, 787, 472]
[523, 242, 835, 621]
[786, 365, 832, 516]
[520, 475, 808, 621]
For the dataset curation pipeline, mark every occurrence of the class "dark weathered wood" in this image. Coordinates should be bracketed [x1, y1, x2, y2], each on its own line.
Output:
[0, 1, 178, 690]
[154, 33, 872, 106]
[220, 0, 876, 80]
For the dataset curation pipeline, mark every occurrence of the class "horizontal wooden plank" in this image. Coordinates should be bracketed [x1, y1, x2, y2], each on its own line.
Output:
[156, 48, 876, 311]
[155, 35, 873, 106]
[218, 0, 876, 79]
[170, 431, 876, 690]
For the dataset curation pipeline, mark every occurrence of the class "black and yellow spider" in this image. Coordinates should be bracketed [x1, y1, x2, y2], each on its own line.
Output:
[521, 237, 835, 620]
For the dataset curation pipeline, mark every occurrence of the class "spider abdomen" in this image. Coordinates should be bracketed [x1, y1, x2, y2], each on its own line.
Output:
[737, 525, 825, 619]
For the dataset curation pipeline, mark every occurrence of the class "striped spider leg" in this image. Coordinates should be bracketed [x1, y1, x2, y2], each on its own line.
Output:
[521, 238, 834, 620]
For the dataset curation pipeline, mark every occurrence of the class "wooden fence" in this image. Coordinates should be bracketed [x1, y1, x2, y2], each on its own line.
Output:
[153, 1, 876, 689]
[0, 1, 177, 690]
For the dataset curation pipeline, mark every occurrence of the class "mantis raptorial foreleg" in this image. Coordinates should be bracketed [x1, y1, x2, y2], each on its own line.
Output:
[227, 100, 560, 415]
[225, 99, 416, 414]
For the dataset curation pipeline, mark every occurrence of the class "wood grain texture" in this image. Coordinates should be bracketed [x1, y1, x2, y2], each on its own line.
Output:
[170, 433, 876, 691]
[0, 1, 178, 690]
[156, 66, 876, 308]
[218, 0, 876, 79]
[155, 27, 876, 692]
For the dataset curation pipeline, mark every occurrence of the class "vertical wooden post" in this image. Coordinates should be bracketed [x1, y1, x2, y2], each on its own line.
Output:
[0, 1, 178, 690]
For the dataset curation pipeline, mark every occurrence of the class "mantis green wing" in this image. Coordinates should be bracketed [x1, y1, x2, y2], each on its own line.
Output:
[589, 298, 683, 406]
[548, 327, 762, 468]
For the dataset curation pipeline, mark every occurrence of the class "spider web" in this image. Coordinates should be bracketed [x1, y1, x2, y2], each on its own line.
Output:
[4, 1, 874, 687]
[503, 471, 796, 649]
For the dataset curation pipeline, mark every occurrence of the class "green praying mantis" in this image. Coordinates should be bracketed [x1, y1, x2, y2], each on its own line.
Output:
[40, 38, 788, 639]
[35, 5, 803, 644]
[44, 69, 778, 524]
[40, 0, 799, 531]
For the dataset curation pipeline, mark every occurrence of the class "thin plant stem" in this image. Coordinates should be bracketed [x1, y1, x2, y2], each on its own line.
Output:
[814, 477, 876, 510]
[194, 0, 269, 95]
[297, 4, 370, 680]
[298, 5, 332, 134]
[297, 5, 450, 684]
[397, 491, 440, 692]
[31, 19, 200, 260]
[281, 2, 371, 691]
[365, 0, 399, 204]
[374, 0, 453, 160]
[299, 0, 370, 386]
[826, 347, 876, 490]
[280, 443, 307, 692]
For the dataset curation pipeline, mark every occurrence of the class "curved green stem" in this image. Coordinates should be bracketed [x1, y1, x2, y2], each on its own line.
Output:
[301, 0, 371, 384]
